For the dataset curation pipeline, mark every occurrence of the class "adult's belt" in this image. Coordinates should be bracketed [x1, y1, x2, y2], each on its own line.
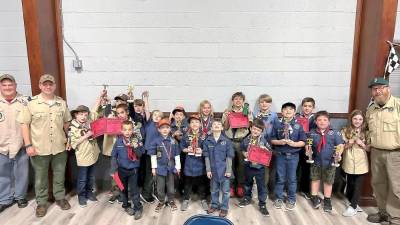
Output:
[371, 147, 400, 152]
[232, 138, 244, 142]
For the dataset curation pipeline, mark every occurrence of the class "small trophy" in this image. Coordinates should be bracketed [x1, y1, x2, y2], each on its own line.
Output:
[283, 123, 291, 141]
[101, 84, 109, 109]
[127, 85, 134, 103]
[331, 145, 341, 167]
[306, 137, 314, 163]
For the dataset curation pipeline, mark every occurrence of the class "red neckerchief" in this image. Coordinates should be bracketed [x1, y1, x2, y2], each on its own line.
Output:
[316, 127, 330, 153]
[201, 116, 210, 135]
[297, 114, 310, 132]
[123, 137, 137, 161]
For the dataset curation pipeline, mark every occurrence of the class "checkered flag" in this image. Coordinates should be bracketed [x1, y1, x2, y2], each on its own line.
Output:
[384, 43, 400, 78]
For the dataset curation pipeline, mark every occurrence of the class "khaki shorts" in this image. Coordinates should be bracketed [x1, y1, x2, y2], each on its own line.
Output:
[310, 164, 336, 185]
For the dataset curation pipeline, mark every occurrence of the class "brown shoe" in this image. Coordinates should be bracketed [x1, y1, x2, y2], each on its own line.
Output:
[36, 205, 47, 217]
[219, 209, 228, 217]
[155, 202, 164, 213]
[207, 207, 218, 214]
[56, 199, 71, 210]
[169, 200, 178, 211]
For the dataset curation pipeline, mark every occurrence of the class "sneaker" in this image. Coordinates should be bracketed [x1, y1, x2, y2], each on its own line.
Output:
[367, 211, 390, 223]
[285, 201, 296, 211]
[273, 199, 283, 209]
[207, 207, 218, 214]
[260, 205, 270, 216]
[140, 194, 155, 204]
[200, 200, 208, 211]
[122, 202, 131, 209]
[108, 195, 118, 204]
[125, 207, 134, 216]
[117, 195, 123, 204]
[87, 193, 98, 202]
[230, 187, 235, 198]
[134, 209, 143, 220]
[155, 202, 164, 213]
[236, 186, 244, 198]
[0, 203, 13, 213]
[181, 200, 189, 211]
[238, 198, 251, 208]
[35, 204, 47, 217]
[169, 200, 178, 211]
[16, 199, 28, 208]
[78, 198, 87, 208]
[56, 199, 71, 210]
[342, 206, 357, 217]
[311, 196, 321, 209]
[356, 205, 363, 212]
[323, 198, 332, 213]
[301, 192, 311, 200]
[219, 209, 228, 217]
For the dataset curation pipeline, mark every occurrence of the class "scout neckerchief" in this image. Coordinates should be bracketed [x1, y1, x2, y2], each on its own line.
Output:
[161, 139, 173, 160]
[201, 115, 211, 136]
[315, 127, 330, 153]
[297, 114, 310, 133]
[257, 110, 271, 119]
[123, 137, 137, 161]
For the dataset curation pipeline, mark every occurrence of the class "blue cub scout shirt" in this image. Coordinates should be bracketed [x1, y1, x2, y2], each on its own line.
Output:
[144, 120, 160, 152]
[203, 135, 235, 182]
[111, 136, 144, 170]
[270, 118, 307, 153]
[309, 129, 344, 168]
[180, 130, 206, 177]
[148, 136, 180, 176]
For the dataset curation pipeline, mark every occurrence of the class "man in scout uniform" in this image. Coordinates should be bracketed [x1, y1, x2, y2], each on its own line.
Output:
[366, 77, 400, 225]
[0, 74, 29, 212]
[18, 74, 72, 217]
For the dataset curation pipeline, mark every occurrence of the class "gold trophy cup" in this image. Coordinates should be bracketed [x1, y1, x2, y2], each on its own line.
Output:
[127, 85, 134, 103]
[331, 145, 341, 167]
[306, 137, 314, 163]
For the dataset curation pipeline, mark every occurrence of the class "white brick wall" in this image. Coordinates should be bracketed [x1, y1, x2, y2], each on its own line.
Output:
[62, 0, 356, 112]
[0, 1, 31, 95]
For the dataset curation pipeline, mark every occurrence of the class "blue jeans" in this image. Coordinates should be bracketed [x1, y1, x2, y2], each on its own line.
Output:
[274, 152, 299, 203]
[244, 165, 267, 206]
[77, 164, 96, 200]
[0, 150, 29, 205]
[210, 178, 230, 210]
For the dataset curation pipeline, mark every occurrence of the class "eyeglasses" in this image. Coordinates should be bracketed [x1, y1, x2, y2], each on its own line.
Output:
[371, 86, 388, 92]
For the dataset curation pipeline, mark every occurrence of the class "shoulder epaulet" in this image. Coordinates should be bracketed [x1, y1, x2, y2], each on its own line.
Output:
[30, 95, 38, 101]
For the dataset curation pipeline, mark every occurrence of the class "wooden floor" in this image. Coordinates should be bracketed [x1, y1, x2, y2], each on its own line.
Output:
[0, 192, 376, 225]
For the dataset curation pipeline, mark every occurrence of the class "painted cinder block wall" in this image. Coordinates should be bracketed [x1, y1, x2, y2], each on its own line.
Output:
[61, 0, 357, 113]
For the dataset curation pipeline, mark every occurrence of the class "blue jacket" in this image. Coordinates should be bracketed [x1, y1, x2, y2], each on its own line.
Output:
[309, 128, 344, 168]
[253, 111, 278, 140]
[180, 130, 206, 177]
[270, 118, 307, 153]
[148, 136, 180, 176]
[111, 136, 144, 170]
[203, 134, 234, 182]
[144, 121, 160, 154]
[241, 135, 271, 169]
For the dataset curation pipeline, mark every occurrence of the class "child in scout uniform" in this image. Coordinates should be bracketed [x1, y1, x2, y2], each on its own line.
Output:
[252, 94, 277, 195]
[149, 118, 181, 212]
[128, 91, 150, 137]
[307, 110, 344, 213]
[69, 105, 100, 208]
[180, 115, 208, 211]
[110, 121, 144, 220]
[203, 119, 235, 218]
[270, 102, 306, 211]
[341, 109, 369, 217]
[222, 91, 253, 198]
[238, 118, 271, 216]
[141, 110, 164, 203]
[198, 100, 214, 139]
[18, 74, 72, 217]
[296, 97, 317, 200]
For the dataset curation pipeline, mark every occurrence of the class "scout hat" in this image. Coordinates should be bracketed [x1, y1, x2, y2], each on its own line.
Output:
[368, 77, 389, 88]
[39, 74, 55, 83]
[172, 106, 186, 115]
[0, 74, 15, 83]
[71, 105, 90, 116]
[157, 118, 171, 128]
[188, 114, 201, 124]
[114, 94, 129, 102]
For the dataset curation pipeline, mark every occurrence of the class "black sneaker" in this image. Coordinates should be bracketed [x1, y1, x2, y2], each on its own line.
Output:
[140, 194, 155, 204]
[367, 211, 390, 223]
[323, 198, 332, 213]
[311, 196, 321, 209]
[260, 205, 270, 217]
[87, 192, 98, 202]
[122, 202, 131, 209]
[16, 199, 28, 208]
[108, 195, 118, 204]
[134, 209, 143, 220]
[125, 207, 134, 216]
[238, 198, 251, 208]
[301, 192, 312, 200]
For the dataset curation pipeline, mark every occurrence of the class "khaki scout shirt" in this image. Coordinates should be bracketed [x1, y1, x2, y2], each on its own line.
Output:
[17, 94, 72, 156]
[367, 95, 400, 150]
[0, 93, 28, 158]
[341, 129, 369, 175]
[222, 106, 253, 140]
[69, 120, 99, 166]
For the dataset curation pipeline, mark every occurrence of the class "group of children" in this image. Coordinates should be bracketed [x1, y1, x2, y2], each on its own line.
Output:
[68, 90, 369, 219]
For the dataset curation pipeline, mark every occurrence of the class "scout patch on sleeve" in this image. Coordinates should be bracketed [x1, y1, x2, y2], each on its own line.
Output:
[221, 141, 226, 146]
[0, 111, 4, 122]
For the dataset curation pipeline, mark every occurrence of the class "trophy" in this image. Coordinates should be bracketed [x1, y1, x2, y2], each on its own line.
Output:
[306, 137, 314, 163]
[331, 145, 342, 167]
[101, 84, 109, 109]
[188, 135, 196, 156]
[81, 124, 94, 142]
[127, 85, 134, 103]
[283, 122, 292, 141]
